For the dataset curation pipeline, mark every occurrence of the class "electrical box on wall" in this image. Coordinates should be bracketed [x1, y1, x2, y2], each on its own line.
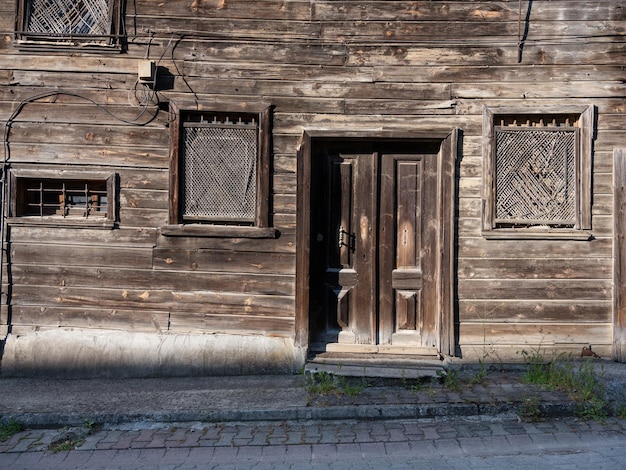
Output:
[138, 60, 156, 84]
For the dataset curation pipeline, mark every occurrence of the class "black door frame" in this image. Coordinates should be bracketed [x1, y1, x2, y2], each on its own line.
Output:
[295, 129, 460, 357]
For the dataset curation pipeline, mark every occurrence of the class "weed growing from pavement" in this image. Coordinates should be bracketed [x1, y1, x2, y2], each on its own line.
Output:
[0, 419, 24, 441]
[48, 429, 85, 453]
[438, 368, 461, 391]
[305, 371, 364, 403]
[470, 358, 489, 385]
[616, 404, 626, 419]
[518, 348, 608, 421]
[520, 395, 542, 422]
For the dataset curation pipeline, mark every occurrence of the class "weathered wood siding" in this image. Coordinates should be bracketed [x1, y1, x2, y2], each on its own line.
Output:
[0, 0, 624, 363]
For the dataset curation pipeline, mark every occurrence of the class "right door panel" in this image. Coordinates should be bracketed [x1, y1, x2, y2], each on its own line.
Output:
[379, 151, 438, 348]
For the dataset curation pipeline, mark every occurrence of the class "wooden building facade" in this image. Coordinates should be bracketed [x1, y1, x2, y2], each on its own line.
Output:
[0, 0, 624, 377]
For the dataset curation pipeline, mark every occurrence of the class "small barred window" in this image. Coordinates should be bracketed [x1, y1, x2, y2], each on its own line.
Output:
[19, 179, 108, 218]
[9, 172, 116, 226]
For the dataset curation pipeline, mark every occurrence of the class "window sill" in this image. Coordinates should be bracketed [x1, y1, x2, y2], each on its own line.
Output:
[15, 40, 122, 53]
[161, 224, 278, 239]
[7, 217, 115, 229]
[482, 228, 592, 241]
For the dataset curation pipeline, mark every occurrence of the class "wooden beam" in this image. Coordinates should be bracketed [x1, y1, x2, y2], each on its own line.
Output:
[613, 148, 626, 361]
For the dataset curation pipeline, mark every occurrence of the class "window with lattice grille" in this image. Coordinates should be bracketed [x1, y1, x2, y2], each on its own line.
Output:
[16, 0, 124, 49]
[168, 103, 272, 234]
[182, 115, 258, 222]
[482, 106, 595, 238]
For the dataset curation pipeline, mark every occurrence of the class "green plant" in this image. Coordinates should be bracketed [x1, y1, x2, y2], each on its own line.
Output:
[343, 380, 364, 399]
[306, 371, 363, 400]
[82, 419, 102, 434]
[519, 348, 607, 421]
[577, 396, 607, 421]
[48, 430, 84, 453]
[438, 368, 460, 391]
[307, 371, 338, 395]
[519, 396, 541, 422]
[615, 404, 626, 419]
[470, 359, 488, 385]
[0, 420, 24, 441]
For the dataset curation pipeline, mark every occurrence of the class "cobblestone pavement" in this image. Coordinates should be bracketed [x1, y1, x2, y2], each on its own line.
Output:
[0, 416, 625, 469]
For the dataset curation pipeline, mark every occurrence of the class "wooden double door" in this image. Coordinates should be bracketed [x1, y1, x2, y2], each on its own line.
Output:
[310, 140, 442, 352]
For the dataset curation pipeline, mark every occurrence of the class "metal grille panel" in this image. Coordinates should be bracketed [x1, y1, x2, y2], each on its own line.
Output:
[495, 129, 577, 225]
[182, 125, 258, 221]
[26, 0, 111, 37]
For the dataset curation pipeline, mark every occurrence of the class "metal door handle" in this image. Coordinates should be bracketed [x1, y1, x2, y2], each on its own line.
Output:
[338, 225, 356, 252]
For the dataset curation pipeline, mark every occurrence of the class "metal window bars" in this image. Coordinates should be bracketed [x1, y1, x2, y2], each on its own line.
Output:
[24, 180, 107, 218]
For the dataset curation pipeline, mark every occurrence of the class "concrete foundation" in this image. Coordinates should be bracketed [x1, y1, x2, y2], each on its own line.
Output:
[0, 329, 306, 378]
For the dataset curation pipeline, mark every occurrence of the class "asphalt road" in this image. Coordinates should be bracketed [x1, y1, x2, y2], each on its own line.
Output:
[1, 415, 625, 469]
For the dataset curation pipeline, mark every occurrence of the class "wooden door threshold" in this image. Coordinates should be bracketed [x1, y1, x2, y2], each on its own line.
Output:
[306, 350, 445, 379]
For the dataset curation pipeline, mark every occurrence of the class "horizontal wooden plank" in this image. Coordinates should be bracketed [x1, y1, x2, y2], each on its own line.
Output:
[458, 279, 612, 301]
[344, 99, 457, 115]
[155, 232, 296, 253]
[119, 208, 169, 227]
[321, 20, 626, 42]
[177, 40, 348, 66]
[10, 244, 155, 268]
[274, 155, 297, 174]
[11, 306, 169, 332]
[374, 65, 626, 84]
[273, 113, 481, 135]
[10, 264, 295, 296]
[452, 81, 625, 99]
[457, 98, 626, 116]
[6, 143, 168, 168]
[133, 0, 313, 20]
[0, 54, 133, 73]
[458, 322, 612, 347]
[458, 237, 612, 258]
[458, 257, 612, 280]
[182, 61, 374, 82]
[459, 300, 612, 323]
[8, 226, 158, 247]
[311, 1, 625, 22]
[7, 122, 169, 148]
[347, 42, 626, 67]
[274, 174, 296, 194]
[0, 164, 168, 192]
[177, 79, 452, 100]
[1, 102, 165, 127]
[10, 285, 295, 316]
[169, 312, 294, 337]
[3, 71, 138, 90]
[153, 248, 296, 274]
[120, 169, 169, 190]
[273, 194, 296, 215]
[120, 189, 169, 210]
[139, 17, 320, 41]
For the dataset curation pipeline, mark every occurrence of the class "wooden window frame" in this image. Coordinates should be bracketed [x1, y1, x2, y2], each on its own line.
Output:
[8, 168, 117, 229]
[15, 0, 125, 51]
[163, 101, 276, 239]
[482, 105, 595, 240]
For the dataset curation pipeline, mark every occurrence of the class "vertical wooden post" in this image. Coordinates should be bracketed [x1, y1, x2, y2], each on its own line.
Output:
[613, 149, 626, 361]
